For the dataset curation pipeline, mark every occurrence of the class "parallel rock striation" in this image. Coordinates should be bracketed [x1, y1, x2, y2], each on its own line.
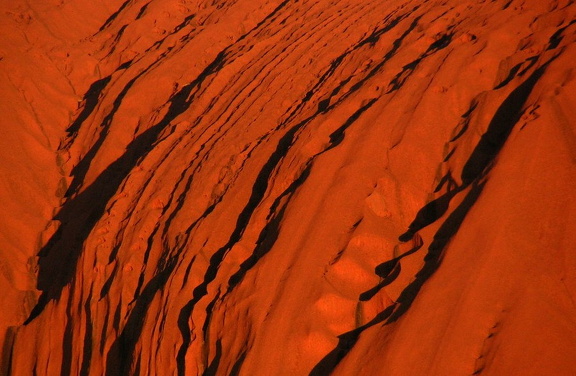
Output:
[1, 0, 575, 374]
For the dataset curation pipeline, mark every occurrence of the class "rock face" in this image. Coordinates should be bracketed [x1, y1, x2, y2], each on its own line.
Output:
[1, 0, 576, 374]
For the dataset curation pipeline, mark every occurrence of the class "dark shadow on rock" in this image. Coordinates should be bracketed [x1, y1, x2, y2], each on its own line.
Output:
[204, 339, 223, 376]
[65, 64, 158, 197]
[434, 170, 457, 192]
[175, 41, 385, 373]
[227, 163, 312, 290]
[312, 181, 485, 374]
[97, 0, 132, 32]
[375, 234, 423, 278]
[359, 262, 401, 301]
[175, 121, 309, 375]
[25, 51, 228, 326]
[387, 31, 452, 94]
[399, 187, 463, 242]
[60, 299, 74, 376]
[546, 20, 576, 50]
[80, 290, 94, 376]
[461, 63, 547, 184]
[387, 181, 485, 323]
[361, 235, 422, 301]
[0, 326, 16, 376]
[27, 123, 173, 326]
[311, 52, 556, 376]
[230, 351, 247, 376]
[66, 76, 112, 135]
[175, 132, 315, 376]
[309, 305, 396, 376]
[494, 62, 522, 90]
[374, 258, 400, 280]
[326, 98, 378, 151]
[449, 100, 478, 142]
[104, 257, 177, 376]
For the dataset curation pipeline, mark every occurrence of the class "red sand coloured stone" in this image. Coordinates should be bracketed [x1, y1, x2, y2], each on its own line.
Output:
[1, 0, 575, 374]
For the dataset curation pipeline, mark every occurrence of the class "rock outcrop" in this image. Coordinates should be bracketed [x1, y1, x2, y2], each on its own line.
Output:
[1, 0, 575, 374]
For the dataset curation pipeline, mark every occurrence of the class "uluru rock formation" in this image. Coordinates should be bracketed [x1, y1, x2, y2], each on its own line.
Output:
[1, 0, 576, 374]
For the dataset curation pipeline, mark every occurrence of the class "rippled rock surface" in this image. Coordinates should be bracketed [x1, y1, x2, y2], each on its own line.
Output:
[1, 0, 575, 374]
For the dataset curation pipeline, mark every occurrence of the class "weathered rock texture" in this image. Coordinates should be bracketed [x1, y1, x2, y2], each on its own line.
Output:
[1, 0, 576, 375]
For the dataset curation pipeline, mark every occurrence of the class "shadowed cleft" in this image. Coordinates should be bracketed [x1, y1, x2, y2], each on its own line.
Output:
[546, 20, 576, 50]
[25, 49, 229, 325]
[426, 33, 453, 53]
[462, 63, 548, 184]
[226, 163, 312, 291]
[105, 258, 177, 375]
[97, 0, 132, 33]
[494, 62, 523, 89]
[176, 118, 306, 376]
[66, 76, 112, 135]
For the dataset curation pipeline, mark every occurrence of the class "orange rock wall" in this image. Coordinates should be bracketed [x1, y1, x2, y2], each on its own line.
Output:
[1, 0, 575, 375]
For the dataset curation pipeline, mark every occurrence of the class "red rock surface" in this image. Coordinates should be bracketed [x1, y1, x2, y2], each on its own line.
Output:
[1, 0, 576, 374]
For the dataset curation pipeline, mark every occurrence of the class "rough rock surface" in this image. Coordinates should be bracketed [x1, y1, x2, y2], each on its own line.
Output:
[1, 0, 576, 375]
